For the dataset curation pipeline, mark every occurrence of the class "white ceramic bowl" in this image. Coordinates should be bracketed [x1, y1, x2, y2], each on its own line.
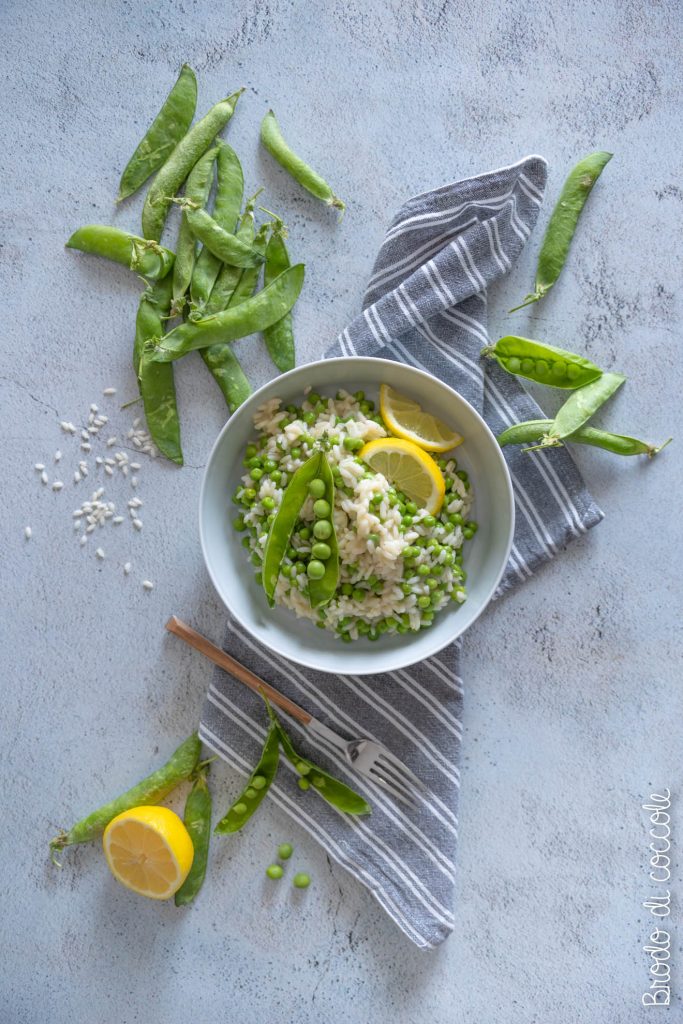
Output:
[200, 357, 514, 675]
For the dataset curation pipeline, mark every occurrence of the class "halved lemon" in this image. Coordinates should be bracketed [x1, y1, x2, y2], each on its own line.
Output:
[379, 384, 463, 452]
[360, 437, 446, 514]
[103, 806, 194, 900]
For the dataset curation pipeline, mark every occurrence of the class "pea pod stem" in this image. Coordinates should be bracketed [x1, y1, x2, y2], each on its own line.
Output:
[510, 150, 613, 312]
[49, 734, 201, 865]
[149, 264, 305, 362]
[117, 64, 197, 202]
[260, 109, 345, 216]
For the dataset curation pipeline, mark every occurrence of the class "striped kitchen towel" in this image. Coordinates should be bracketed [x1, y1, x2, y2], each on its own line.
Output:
[200, 156, 603, 948]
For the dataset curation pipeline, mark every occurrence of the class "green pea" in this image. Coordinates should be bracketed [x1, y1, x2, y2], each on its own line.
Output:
[241, 536, 251, 549]
[422, 515, 436, 528]
[299, 526, 311, 541]
[417, 564, 430, 576]
[370, 493, 383, 506]
[293, 873, 311, 889]
[551, 360, 567, 379]
[232, 802, 247, 816]
[507, 356, 521, 373]
[535, 359, 549, 377]
[241, 487, 256, 504]
[245, 444, 258, 459]
[313, 519, 332, 540]
[400, 583, 413, 595]
[376, 620, 388, 634]
[298, 777, 310, 790]
[287, 546, 297, 560]
[266, 864, 284, 879]
[233, 516, 245, 531]
[307, 560, 325, 579]
[250, 467, 263, 481]
[250, 553, 262, 567]
[340, 582, 353, 596]
[290, 446, 302, 459]
[269, 469, 282, 483]
[308, 478, 326, 498]
[303, 411, 316, 425]
[405, 501, 418, 515]
[295, 561, 306, 576]
[521, 358, 534, 374]
[359, 400, 374, 414]
[312, 542, 331, 560]
[354, 390, 365, 401]
[313, 499, 331, 518]
[263, 458, 277, 473]
[463, 527, 474, 539]
[286, 404, 297, 415]
[357, 619, 370, 634]
[308, 392, 321, 404]
[278, 843, 293, 860]
[402, 515, 413, 527]
[431, 564, 443, 575]
[456, 470, 469, 483]
[417, 595, 431, 608]
[252, 775, 267, 790]
[343, 437, 364, 452]
[245, 787, 257, 799]
[567, 363, 581, 380]
[427, 577, 439, 590]
[297, 762, 311, 776]
[262, 496, 275, 510]
[449, 512, 464, 526]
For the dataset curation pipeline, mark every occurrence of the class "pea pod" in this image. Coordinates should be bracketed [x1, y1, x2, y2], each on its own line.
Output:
[307, 454, 339, 608]
[544, 371, 626, 443]
[135, 275, 183, 464]
[260, 109, 345, 214]
[66, 226, 175, 280]
[265, 703, 371, 817]
[174, 767, 212, 906]
[172, 146, 218, 315]
[190, 143, 245, 314]
[214, 722, 280, 834]
[149, 264, 305, 363]
[49, 733, 201, 864]
[142, 89, 244, 242]
[498, 419, 672, 458]
[262, 219, 296, 372]
[199, 221, 271, 411]
[224, 221, 272, 308]
[483, 335, 603, 389]
[117, 64, 197, 202]
[177, 198, 264, 268]
[201, 195, 261, 318]
[262, 451, 324, 606]
[510, 151, 613, 312]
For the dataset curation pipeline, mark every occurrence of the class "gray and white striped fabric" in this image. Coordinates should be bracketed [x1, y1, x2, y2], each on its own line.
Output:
[200, 156, 604, 949]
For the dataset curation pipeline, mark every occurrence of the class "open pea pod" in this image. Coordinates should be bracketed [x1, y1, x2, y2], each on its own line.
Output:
[265, 704, 371, 817]
[262, 451, 323, 605]
[214, 722, 279, 834]
[307, 454, 339, 608]
[484, 335, 603, 389]
[498, 418, 672, 458]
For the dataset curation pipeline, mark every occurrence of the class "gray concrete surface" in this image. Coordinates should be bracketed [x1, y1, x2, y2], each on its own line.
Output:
[1, 1, 681, 1021]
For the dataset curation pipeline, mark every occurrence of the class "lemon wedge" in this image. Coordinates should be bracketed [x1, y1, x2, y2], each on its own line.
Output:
[379, 384, 463, 452]
[103, 806, 194, 900]
[360, 437, 446, 514]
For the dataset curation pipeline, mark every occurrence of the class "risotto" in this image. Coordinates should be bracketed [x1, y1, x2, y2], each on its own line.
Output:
[231, 388, 477, 642]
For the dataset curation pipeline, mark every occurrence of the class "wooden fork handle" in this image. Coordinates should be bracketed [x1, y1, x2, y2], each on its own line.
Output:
[165, 616, 312, 726]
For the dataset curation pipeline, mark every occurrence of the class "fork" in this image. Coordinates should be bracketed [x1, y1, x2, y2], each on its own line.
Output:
[166, 616, 426, 806]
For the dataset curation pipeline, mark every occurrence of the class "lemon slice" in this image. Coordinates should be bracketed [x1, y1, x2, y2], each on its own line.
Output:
[361, 437, 446, 514]
[379, 384, 463, 452]
[103, 806, 194, 900]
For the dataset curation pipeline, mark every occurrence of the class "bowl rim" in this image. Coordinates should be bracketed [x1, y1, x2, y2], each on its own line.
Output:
[199, 355, 515, 673]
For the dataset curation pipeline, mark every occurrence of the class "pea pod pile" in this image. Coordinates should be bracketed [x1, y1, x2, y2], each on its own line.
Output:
[64, 66, 351, 464]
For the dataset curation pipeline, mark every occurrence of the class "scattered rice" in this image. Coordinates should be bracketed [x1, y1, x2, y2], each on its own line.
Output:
[24, 526, 32, 539]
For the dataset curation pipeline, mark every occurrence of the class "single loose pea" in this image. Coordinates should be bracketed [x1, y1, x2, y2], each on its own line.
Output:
[233, 516, 245, 531]
[266, 864, 284, 879]
[245, 444, 258, 458]
[313, 499, 331, 518]
[303, 411, 316, 425]
[298, 777, 310, 790]
[252, 775, 267, 790]
[307, 560, 325, 580]
[295, 561, 307, 576]
[341, 582, 353, 596]
[354, 390, 365, 401]
[262, 496, 275, 510]
[417, 564, 430, 576]
[308, 478, 325, 499]
[299, 526, 311, 541]
[313, 519, 332, 540]
[290, 446, 302, 459]
[278, 843, 293, 860]
[250, 467, 263, 481]
[422, 515, 436, 528]
[311, 542, 331, 560]
[269, 469, 282, 483]
[405, 501, 418, 515]
[417, 595, 431, 609]
[343, 437, 363, 452]
[402, 515, 413, 527]
[352, 588, 364, 601]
